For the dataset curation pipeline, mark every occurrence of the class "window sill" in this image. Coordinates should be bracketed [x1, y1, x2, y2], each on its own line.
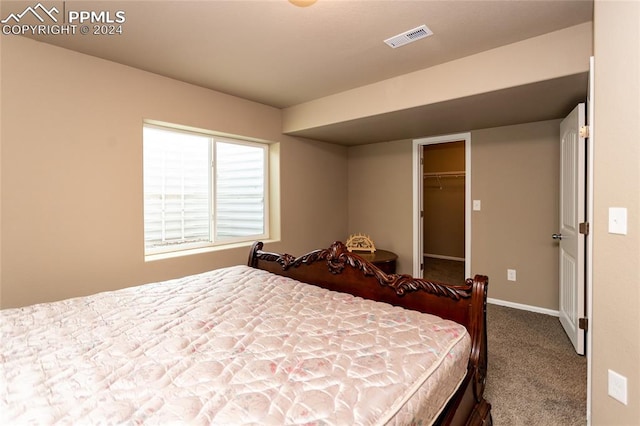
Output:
[144, 238, 280, 262]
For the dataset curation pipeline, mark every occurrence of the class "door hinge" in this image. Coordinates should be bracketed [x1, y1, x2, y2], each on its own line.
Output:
[579, 125, 590, 138]
[420, 262, 424, 270]
[420, 210, 424, 218]
[579, 317, 588, 331]
[579, 222, 590, 235]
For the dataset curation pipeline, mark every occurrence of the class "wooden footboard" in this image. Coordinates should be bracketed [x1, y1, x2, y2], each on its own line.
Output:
[248, 241, 491, 425]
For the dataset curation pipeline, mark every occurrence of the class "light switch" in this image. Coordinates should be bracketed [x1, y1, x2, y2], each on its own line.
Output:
[473, 200, 481, 211]
[608, 207, 627, 235]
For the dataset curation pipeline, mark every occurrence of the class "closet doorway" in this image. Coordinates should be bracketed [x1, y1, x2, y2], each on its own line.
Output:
[412, 133, 471, 282]
[423, 142, 465, 283]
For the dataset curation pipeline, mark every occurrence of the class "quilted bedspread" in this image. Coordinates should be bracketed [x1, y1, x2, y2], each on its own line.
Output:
[0, 265, 470, 425]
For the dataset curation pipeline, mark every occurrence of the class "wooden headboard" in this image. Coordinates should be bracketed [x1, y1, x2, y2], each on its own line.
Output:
[248, 241, 486, 332]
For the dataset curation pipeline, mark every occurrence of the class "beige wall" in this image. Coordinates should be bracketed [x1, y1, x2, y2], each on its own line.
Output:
[0, 36, 348, 308]
[348, 120, 561, 311]
[592, 1, 640, 423]
[347, 140, 414, 273]
[472, 120, 560, 310]
[423, 142, 465, 259]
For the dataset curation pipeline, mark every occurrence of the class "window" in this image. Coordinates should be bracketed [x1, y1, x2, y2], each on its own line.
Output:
[143, 123, 268, 255]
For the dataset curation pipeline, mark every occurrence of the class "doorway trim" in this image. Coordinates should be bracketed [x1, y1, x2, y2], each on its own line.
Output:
[585, 55, 594, 426]
[412, 132, 471, 278]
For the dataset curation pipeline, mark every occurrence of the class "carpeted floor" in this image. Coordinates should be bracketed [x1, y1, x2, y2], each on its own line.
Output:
[485, 304, 587, 425]
[423, 256, 465, 283]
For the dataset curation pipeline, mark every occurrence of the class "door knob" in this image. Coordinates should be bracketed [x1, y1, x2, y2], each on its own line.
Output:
[552, 233, 563, 240]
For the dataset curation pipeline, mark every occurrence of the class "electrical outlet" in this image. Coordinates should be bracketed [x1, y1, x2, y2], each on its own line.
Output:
[507, 269, 516, 282]
[608, 370, 628, 405]
[473, 200, 481, 211]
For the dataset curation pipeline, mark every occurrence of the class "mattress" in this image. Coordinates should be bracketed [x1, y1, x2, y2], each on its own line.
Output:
[0, 265, 470, 425]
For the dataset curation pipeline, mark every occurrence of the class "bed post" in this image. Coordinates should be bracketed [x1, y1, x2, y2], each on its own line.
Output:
[248, 241, 263, 268]
[469, 275, 489, 401]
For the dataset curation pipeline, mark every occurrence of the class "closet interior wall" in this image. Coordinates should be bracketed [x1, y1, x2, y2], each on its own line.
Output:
[423, 142, 466, 262]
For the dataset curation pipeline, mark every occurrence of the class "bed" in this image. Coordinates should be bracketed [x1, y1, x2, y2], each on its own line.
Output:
[0, 241, 491, 425]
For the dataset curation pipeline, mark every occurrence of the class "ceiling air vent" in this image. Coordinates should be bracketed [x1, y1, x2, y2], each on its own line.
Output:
[384, 24, 433, 48]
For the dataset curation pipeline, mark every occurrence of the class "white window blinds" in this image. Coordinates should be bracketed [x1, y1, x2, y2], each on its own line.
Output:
[143, 125, 268, 254]
[215, 141, 265, 240]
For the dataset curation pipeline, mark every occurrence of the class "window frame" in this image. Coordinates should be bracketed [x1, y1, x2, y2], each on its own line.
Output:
[143, 122, 270, 258]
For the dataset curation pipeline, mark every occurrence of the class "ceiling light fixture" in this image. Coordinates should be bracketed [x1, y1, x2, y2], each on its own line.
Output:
[288, 0, 317, 7]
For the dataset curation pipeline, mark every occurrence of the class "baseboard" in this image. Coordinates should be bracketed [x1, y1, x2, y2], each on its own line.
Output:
[424, 253, 465, 262]
[488, 297, 559, 317]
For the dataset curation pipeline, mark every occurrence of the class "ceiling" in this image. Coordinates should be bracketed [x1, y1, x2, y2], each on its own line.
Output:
[5, 0, 594, 144]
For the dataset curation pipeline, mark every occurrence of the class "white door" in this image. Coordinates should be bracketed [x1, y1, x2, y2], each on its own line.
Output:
[557, 103, 586, 355]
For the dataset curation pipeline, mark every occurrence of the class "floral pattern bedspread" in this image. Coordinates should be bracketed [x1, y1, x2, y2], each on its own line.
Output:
[0, 265, 470, 425]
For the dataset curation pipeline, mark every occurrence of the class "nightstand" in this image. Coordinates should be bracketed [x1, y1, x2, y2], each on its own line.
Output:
[356, 249, 398, 274]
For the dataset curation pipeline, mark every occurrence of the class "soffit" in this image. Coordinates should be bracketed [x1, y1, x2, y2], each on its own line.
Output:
[289, 73, 589, 145]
